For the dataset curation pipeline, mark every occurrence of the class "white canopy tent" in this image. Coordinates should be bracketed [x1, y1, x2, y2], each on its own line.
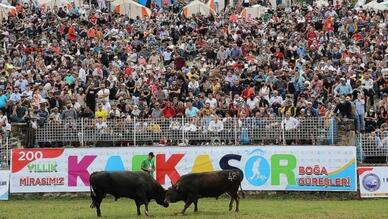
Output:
[354, 0, 366, 7]
[38, 0, 72, 10]
[364, 0, 388, 11]
[0, 3, 16, 21]
[240, 4, 267, 18]
[315, 0, 329, 8]
[206, 0, 225, 13]
[111, 0, 151, 19]
[182, 0, 215, 18]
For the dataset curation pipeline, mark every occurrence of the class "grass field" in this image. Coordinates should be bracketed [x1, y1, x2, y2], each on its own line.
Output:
[1, 197, 388, 219]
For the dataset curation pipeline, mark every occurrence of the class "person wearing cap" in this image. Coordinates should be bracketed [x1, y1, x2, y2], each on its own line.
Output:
[304, 101, 319, 117]
[141, 152, 155, 175]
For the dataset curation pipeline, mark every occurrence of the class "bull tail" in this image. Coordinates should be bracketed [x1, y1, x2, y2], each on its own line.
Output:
[239, 184, 245, 199]
[90, 185, 96, 208]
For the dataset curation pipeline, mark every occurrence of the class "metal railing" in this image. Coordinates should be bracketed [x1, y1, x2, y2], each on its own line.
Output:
[358, 131, 388, 163]
[0, 137, 9, 168]
[35, 117, 338, 147]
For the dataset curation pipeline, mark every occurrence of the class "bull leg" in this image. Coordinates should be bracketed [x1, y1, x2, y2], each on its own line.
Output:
[181, 196, 195, 215]
[194, 199, 198, 212]
[228, 196, 234, 211]
[142, 198, 149, 216]
[233, 192, 240, 212]
[95, 197, 103, 217]
[135, 200, 141, 216]
[226, 192, 234, 211]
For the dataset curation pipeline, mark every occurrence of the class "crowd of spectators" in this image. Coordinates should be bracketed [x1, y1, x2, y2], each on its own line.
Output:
[0, 0, 387, 145]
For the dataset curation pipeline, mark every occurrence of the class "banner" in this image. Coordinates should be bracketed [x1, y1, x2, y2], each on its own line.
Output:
[10, 146, 357, 193]
[359, 166, 388, 198]
[0, 170, 9, 200]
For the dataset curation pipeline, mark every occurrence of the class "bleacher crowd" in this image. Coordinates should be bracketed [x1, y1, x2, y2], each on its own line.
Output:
[0, 0, 387, 146]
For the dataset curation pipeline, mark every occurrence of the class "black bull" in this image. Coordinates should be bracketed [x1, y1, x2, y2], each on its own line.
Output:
[164, 170, 245, 214]
[89, 171, 169, 217]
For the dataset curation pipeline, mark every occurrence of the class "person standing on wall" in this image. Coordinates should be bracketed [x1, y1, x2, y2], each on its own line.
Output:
[141, 152, 155, 175]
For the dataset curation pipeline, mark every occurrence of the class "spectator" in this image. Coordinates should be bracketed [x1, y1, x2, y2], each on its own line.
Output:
[162, 101, 176, 118]
[49, 107, 62, 124]
[95, 104, 108, 120]
[281, 112, 300, 131]
[208, 115, 224, 133]
[37, 106, 49, 127]
[62, 104, 78, 120]
[109, 105, 121, 119]
[304, 102, 319, 117]
[184, 101, 199, 118]
[0, 90, 9, 111]
[334, 78, 352, 96]
[334, 95, 353, 119]
[354, 95, 365, 133]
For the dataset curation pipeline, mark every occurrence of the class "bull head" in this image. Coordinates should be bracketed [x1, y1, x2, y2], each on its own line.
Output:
[164, 183, 182, 205]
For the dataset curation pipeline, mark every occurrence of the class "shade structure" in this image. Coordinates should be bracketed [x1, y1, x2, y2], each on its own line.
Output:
[315, 0, 329, 7]
[207, 0, 225, 13]
[0, 3, 16, 21]
[364, 0, 388, 11]
[182, 0, 215, 18]
[354, 0, 366, 7]
[38, 0, 72, 10]
[240, 4, 267, 18]
[111, 0, 151, 19]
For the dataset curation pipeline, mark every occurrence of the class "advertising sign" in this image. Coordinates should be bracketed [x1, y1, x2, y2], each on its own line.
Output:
[10, 146, 357, 193]
[0, 170, 9, 200]
[359, 166, 388, 198]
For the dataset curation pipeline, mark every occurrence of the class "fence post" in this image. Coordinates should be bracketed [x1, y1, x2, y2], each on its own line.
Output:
[133, 117, 136, 146]
[358, 132, 364, 163]
[6, 137, 9, 168]
[234, 116, 237, 145]
[282, 120, 285, 145]
[181, 117, 185, 145]
[331, 117, 335, 145]
[80, 118, 84, 147]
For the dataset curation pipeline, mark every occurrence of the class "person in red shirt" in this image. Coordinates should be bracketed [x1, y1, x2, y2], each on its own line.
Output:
[67, 24, 77, 41]
[88, 15, 98, 25]
[242, 84, 255, 100]
[87, 27, 96, 39]
[174, 53, 186, 71]
[352, 33, 363, 43]
[162, 101, 176, 118]
[324, 16, 334, 39]
[274, 48, 284, 60]
[306, 27, 318, 47]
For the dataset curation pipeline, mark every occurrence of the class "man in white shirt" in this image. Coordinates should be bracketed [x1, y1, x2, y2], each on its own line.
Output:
[96, 118, 108, 134]
[362, 73, 374, 107]
[281, 112, 300, 131]
[78, 65, 87, 84]
[205, 94, 218, 109]
[97, 83, 110, 103]
[162, 48, 173, 65]
[269, 90, 283, 108]
[208, 115, 224, 133]
[246, 95, 259, 110]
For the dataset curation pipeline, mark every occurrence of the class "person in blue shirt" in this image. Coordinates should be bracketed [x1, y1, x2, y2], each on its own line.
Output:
[9, 88, 22, 103]
[0, 90, 9, 111]
[185, 102, 200, 118]
[334, 78, 352, 95]
[230, 44, 242, 60]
